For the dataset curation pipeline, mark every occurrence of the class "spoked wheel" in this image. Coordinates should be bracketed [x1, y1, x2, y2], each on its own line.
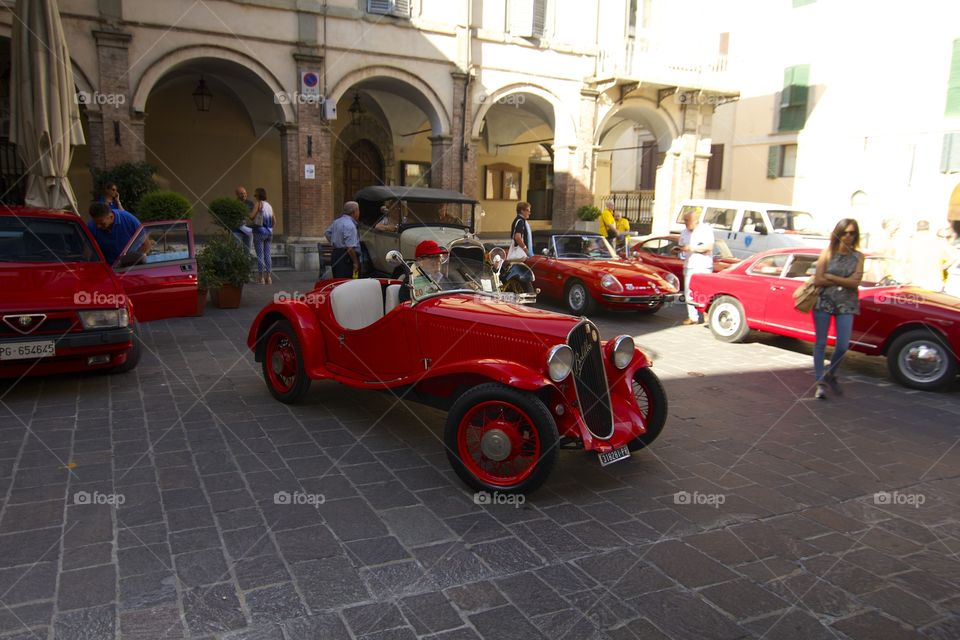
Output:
[262, 319, 311, 403]
[565, 280, 596, 315]
[887, 329, 958, 391]
[445, 383, 558, 494]
[627, 367, 668, 451]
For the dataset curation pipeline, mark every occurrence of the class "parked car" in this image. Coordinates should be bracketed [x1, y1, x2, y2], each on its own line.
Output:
[670, 199, 829, 259]
[623, 234, 740, 281]
[525, 230, 680, 315]
[247, 250, 668, 494]
[0, 207, 197, 377]
[689, 247, 960, 390]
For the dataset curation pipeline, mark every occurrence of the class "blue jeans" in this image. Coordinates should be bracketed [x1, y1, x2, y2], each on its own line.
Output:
[813, 310, 854, 382]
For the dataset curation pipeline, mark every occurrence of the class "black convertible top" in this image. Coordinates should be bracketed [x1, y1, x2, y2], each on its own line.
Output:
[354, 186, 477, 205]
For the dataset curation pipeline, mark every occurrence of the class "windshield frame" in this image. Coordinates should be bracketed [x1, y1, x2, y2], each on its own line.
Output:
[551, 234, 619, 260]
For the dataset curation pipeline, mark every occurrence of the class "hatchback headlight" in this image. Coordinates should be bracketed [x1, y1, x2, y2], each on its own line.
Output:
[612, 335, 634, 369]
[600, 273, 624, 293]
[78, 309, 129, 329]
[664, 273, 681, 292]
[546, 344, 573, 382]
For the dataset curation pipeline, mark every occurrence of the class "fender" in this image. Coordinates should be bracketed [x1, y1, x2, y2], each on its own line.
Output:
[418, 358, 552, 391]
[247, 301, 329, 379]
[503, 262, 535, 283]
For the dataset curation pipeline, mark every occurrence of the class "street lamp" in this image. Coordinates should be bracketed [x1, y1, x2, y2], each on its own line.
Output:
[192, 76, 212, 112]
[348, 90, 365, 127]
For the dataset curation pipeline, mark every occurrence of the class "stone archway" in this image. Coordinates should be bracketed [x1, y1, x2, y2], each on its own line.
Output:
[333, 110, 394, 209]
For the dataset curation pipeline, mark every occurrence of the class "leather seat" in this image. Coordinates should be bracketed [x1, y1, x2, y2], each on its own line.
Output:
[330, 279, 384, 330]
[384, 284, 401, 313]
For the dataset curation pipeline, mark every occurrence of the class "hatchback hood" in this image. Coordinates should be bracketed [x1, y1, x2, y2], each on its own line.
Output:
[0, 263, 120, 312]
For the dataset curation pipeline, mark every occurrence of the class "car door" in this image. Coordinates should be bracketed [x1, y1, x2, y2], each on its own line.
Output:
[703, 207, 743, 257]
[327, 302, 421, 381]
[736, 253, 790, 329]
[763, 253, 820, 339]
[728, 209, 767, 257]
[113, 221, 197, 322]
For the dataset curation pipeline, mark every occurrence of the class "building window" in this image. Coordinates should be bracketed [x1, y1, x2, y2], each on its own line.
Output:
[792, 0, 816, 7]
[509, 0, 547, 38]
[366, 0, 411, 18]
[942, 132, 960, 173]
[946, 40, 960, 116]
[778, 65, 810, 131]
[767, 144, 797, 178]
[627, 0, 638, 37]
[706, 144, 723, 190]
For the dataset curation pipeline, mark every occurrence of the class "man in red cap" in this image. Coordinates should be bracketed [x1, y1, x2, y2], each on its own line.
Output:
[400, 240, 448, 302]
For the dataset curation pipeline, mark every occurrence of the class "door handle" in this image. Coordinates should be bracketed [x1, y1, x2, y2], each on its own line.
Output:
[770, 285, 784, 291]
[180, 264, 194, 272]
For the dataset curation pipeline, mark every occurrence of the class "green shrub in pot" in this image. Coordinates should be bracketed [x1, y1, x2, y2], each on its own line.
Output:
[137, 190, 192, 222]
[208, 197, 249, 233]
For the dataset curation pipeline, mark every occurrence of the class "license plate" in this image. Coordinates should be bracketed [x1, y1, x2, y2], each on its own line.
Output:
[598, 445, 631, 467]
[0, 340, 55, 361]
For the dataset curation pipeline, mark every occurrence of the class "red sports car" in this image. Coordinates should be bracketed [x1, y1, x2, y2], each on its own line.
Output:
[623, 234, 740, 281]
[689, 247, 960, 390]
[1, 207, 197, 377]
[247, 248, 668, 494]
[525, 231, 680, 315]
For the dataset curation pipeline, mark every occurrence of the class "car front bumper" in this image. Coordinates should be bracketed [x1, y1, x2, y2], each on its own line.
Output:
[0, 328, 134, 377]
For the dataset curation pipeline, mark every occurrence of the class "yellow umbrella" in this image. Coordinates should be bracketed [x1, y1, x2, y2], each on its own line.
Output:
[10, 0, 85, 214]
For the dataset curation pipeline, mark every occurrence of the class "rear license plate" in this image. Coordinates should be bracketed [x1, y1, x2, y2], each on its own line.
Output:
[598, 445, 630, 467]
[0, 341, 55, 361]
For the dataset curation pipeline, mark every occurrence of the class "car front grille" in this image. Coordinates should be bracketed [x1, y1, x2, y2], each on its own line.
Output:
[0, 314, 80, 337]
[568, 321, 613, 439]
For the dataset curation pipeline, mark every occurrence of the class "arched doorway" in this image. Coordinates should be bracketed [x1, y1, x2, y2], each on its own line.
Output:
[343, 139, 384, 201]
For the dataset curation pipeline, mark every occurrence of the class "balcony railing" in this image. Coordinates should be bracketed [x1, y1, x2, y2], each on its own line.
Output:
[598, 37, 730, 90]
[603, 190, 655, 234]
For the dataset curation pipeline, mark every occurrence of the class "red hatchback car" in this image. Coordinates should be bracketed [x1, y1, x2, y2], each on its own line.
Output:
[689, 247, 960, 390]
[247, 249, 668, 494]
[0, 207, 197, 377]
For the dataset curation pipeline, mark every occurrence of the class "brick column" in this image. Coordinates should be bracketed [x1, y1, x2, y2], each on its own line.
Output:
[91, 30, 144, 167]
[450, 71, 474, 196]
[429, 135, 455, 192]
[278, 123, 299, 238]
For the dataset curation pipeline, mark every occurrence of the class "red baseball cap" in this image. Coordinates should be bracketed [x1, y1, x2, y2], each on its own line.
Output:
[415, 240, 448, 258]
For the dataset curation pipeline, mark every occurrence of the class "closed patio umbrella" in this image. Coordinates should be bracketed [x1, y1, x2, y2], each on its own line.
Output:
[9, 0, 85, 214]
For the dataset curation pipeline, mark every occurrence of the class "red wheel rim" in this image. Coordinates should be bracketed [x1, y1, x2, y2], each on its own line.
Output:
[457, 400, 541, 487]
[265, 331, 299, 393]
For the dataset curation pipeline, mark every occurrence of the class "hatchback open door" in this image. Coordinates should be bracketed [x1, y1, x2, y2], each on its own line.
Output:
[113, 220, 197, 322]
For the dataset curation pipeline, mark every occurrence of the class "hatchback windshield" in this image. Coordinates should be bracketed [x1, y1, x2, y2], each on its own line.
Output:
[768, 210, 817, 234]
[0, 217, 98, 263]
[552, 235, 618, 260]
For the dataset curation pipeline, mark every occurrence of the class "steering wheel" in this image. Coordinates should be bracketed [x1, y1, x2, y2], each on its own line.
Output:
[877, 275, 899, 287]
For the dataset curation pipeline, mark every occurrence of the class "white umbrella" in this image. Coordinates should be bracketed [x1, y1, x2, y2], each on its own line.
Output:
[9, 0, 85, 214]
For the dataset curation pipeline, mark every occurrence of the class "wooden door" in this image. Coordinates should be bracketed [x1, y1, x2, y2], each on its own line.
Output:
[343, 139, 384, 200]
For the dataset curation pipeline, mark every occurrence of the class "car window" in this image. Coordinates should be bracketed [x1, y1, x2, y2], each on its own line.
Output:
[704, 207, 735, 231]
[861, 256, 908, 286]
[640, 238, 672, 255]
[747, 254, 789, 276]
[784, 254, 819, 279]
[676, 205, 702, 225]
[0, 217, 98, 263]
[768, 210, 816, 233]
[115, 222, 191, 269]
[739, 211, 767, 234]
[553, 235, 617, 259]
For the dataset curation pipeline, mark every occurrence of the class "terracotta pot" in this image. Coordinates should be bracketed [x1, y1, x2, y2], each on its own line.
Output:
[196, 289, 208, 316]
[212, 284, 243, 309]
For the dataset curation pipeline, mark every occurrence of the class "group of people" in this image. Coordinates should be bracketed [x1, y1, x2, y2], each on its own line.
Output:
[598, 199, 631, 245]
[871, 217, 960, 295]
[233, 186, 274, 284]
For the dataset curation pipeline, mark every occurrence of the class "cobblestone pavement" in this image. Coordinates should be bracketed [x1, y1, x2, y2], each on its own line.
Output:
[1, 272, 958, 640]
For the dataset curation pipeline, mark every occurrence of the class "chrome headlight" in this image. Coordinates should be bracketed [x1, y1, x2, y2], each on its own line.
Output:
[612, 335, 634, 369]
[664, 273, 681, 292]
[600, 273, 624, 293]
[546, 344, 573, 382]
[78, 309, 129, 329]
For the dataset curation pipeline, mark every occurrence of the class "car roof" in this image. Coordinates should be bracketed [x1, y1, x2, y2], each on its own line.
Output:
[354, 186, 477, 204]
[0, 206, 85, 221]
[678, 199, 810, 212]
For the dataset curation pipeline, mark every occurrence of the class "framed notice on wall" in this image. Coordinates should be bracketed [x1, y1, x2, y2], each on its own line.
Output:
[401, 161, 431, 187]
[484, 163, 522, 200]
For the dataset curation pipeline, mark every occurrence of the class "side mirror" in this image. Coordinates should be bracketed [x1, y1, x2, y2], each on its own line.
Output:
[541, 248, 549, 257]
[631, 251, 643, 261]
[386, 250, 405, 265]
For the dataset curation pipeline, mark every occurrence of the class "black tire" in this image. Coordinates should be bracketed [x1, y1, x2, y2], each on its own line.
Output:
[708, 295, 749, 343]
[887, 329, 958, 391]
[112, 323, 142, 373]
[627, 367, 668, 451]
[565, 279, 596, 315]
[635, 302, 664, 315]
[444, 382, 558, 494]
[502, 278, 535, 295]
[261, 319, 311, 403]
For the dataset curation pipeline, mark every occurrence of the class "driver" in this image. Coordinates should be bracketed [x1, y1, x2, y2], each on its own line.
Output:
[399, 240, 448, 302]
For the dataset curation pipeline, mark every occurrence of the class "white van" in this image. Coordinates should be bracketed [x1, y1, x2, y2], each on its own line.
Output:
[670, 199, 828, 259]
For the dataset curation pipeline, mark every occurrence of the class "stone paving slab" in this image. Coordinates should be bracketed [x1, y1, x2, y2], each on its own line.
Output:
[0, 273, 958, 639]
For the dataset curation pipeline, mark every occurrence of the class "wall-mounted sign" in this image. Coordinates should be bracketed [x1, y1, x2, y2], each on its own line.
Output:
[300, 71, 320, 99]
[304, 164, 315, 180]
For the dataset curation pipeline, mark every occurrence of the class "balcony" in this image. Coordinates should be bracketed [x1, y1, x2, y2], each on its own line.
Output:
[597, 37, 735, 95]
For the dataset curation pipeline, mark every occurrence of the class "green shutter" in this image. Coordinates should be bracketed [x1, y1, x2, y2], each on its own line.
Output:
[946, 40, 960, 116]
[767, 146, 781, 178]
[793, 0, 815, 7]
[779, 64, 810, 131]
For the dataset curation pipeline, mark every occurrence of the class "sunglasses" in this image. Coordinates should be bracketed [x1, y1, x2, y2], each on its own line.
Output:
[841, 230, 857, 236]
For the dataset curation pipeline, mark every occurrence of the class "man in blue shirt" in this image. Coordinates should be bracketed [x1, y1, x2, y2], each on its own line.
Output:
[324, 201, 360, 278]
[87, 202, 150, 265]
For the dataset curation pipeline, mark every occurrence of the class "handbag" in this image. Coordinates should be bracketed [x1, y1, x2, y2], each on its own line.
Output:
[506, 244, 527, 261]
[793, 277, 820, 312]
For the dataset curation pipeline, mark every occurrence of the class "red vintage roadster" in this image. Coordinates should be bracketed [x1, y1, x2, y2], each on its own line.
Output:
[247, 248, 668, 493]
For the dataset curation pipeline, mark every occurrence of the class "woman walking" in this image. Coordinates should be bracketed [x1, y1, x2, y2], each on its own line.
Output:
[250, 187, 274, 284]
[811, 218, 865, 399]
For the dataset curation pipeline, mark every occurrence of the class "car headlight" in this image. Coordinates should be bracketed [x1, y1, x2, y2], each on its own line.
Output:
[600, 273, 624, 293]
[546, 344, 573, 382]
[78, 309, 129, 329]
[664, 273, 681, 292]
[612, 335, 634, 369]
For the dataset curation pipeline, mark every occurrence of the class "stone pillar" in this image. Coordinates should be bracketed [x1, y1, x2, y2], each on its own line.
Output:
[91, 30, 144, 167]
[651, 132, 710, 234]
[552, 145, 579, 231]
[429, 135, 455, 191]
[552, 89, 599, 230]
[450, 71, 475, 196]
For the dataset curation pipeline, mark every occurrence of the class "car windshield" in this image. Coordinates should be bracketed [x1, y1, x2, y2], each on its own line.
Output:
[768, 210, 817, 234]
[371, 200, 474, 228]
[0, 216, 99, 263]
[409, 243, 499, 302]
[553, 235, 618, 259]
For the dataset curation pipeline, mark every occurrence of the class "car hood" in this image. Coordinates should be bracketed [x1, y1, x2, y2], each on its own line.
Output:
[0, 262, 120, 312]
[562, 259, 678, 291]
[417, 293, 580, 339]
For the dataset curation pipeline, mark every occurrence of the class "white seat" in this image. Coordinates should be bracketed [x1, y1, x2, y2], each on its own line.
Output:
[330, 279, 384, 330]
[384, 284, 401, 314]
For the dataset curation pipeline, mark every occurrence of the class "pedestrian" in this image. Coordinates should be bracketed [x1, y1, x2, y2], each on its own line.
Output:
[811, 218, 865, 400]
[324, 201, 361, 279]
[87, 201, 150, 265]
[96, 182, 125, 213]
[672, 209, 714, 325]
[598, 199, 617, 242]
[234, 186, 254, 254]
[905, 220, 952, 291]
[509, 201, 533, 259]
[250, 187, 274, 285]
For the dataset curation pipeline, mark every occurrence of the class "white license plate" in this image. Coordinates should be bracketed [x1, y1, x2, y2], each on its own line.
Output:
[0, 341, 56, 361]
[598, 445, 631, 467]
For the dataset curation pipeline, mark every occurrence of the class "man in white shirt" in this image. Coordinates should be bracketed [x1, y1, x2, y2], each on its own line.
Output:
[673, 210, 715, 325]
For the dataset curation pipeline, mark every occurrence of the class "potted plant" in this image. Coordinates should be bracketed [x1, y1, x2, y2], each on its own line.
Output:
[195, 253, 218, 316]
[197, 234, 251, 309]
[137, 190, 193, 222]
[575, 204, 601, 232]
[208, 197, 249, 233]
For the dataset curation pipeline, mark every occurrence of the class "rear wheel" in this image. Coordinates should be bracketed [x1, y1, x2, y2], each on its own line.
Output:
[887, 329, 958, 390]
[627, 367, 668, 451]
[708, 295, 749, 343]
[565, 280, 596, 315]
[261, 319, 311, 403]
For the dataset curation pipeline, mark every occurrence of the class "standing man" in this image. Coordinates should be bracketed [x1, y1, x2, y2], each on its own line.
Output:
[234, 186, 254, 254]
[673, 210, 714, 325]
[598, 199, 617, 242]
[87, 202, 150, 265]
[511, 201, 533, 257]
[325, 201, 361, 279]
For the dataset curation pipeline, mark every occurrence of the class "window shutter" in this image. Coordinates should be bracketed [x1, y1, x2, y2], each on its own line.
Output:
[532, 0, 547, 37]
[706, 144, 724, 190]
[942, 132, 960, 173]
[367, 0, 391, 14]
[767, 146, 781, 178]
[639, 142, 657, 190]
[393, 0, 410, 16]
[367, 0, 409, 16]
[946, 40, 960, 116]
[779, 64, 810, 131]
[509, 0, 535, 37]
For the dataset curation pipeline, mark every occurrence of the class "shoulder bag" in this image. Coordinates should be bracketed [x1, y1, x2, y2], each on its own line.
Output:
[793, 277, 820, 313]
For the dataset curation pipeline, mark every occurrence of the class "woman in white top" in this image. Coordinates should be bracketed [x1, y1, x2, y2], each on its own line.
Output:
[251, 187, 274, 284]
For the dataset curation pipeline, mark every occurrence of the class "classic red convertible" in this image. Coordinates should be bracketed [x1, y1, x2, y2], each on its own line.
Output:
[689, 247, 960, 390]
[247, 248, 668, 493]
[1, 207, 197, 377]
[526, 231, 680, 315]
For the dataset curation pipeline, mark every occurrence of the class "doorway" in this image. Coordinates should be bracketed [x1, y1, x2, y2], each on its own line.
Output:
[343, 139, 384, 201]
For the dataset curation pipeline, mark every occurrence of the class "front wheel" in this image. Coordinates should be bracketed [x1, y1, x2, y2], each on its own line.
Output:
[708, 295, 749, 343]
[111, 323, 142, 373]
[261, 319, 311, 403]
[627, 368, 668, 451]
[444, 383, 558, 494]
[887, 329, 958, 390]
[565, 280, 596, 315]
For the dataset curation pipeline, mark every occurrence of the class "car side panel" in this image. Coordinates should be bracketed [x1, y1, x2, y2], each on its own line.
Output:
[247, 302, 329, 379]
